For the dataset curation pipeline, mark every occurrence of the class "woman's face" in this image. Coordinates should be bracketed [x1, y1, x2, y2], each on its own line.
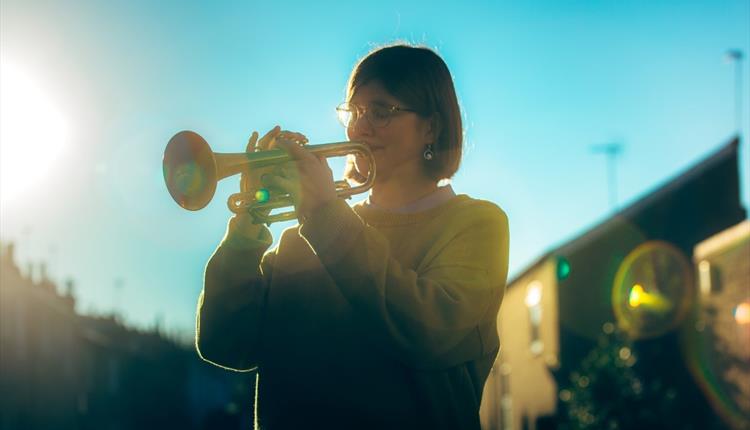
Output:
[346, 80, 432, 182]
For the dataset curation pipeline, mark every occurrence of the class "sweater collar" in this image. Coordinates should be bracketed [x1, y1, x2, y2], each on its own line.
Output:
[363, 184, 457, 214]
[354, 190, 468, 227]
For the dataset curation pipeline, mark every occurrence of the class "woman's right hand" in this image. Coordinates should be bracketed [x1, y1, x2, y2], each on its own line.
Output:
[242, 125, 282, 190]
[243, 125, 309, 187]
[231, 126, 308, 235]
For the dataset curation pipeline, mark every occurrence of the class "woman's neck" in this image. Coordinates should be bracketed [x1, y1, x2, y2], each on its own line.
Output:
[368, 169, 438, 210]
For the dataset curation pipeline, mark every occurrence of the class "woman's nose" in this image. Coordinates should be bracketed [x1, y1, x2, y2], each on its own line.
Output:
[347, 115, 373, 140]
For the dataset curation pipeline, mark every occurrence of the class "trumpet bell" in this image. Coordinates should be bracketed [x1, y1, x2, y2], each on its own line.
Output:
[163, 131, 217, 211]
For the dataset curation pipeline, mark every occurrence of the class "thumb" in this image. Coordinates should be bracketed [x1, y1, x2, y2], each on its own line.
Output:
[226, 212, 266, 241]
[344, 154, 368, 185]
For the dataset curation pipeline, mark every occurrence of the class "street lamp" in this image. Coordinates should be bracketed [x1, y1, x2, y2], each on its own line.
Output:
[591, 142, 624, 211]
[725, 50, 744, 137]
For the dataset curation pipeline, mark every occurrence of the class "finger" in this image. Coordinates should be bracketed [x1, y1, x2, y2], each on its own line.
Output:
[344, 155, 368, 185]
[262, 173, 297, 195]
[275, 138, 314, 162]
[258, 125, 282, 151]
[241, 132, 260, 186]
[344, 158, 365, 178]
[279, 130, 309, 145]
[317, 155, 333, 172]
[270, 162, 298, 180]
[352, 171, 367, 183]
[246, 131, 259, 152]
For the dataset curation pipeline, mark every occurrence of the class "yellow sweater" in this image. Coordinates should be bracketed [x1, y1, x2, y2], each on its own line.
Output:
[197, 194, 510, 429]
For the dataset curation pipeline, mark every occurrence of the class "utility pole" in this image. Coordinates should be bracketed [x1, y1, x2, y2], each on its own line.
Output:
[591, 142, 624, 211]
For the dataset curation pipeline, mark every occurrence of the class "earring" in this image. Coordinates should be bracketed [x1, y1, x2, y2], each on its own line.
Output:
[423, 144, 434, 161]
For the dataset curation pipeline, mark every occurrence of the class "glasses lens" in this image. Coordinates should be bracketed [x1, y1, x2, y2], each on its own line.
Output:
[336, 103, 355, 127]
[367, 105, 392, 128]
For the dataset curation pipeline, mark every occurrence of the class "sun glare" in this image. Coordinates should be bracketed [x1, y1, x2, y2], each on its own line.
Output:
[0, 58, 68, 206]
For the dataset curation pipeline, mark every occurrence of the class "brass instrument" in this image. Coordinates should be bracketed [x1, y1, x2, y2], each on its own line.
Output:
[163, 130, 376, 224]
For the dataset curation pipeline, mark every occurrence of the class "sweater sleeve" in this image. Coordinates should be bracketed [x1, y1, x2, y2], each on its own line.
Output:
[196, 216, 276, 372]
[298, 198, 510, 370]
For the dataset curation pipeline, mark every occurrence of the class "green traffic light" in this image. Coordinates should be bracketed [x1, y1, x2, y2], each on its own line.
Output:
[557, 256, 571, 280]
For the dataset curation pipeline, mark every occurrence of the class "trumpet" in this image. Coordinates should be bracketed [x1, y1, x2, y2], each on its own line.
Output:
[163, 130, 376, 224]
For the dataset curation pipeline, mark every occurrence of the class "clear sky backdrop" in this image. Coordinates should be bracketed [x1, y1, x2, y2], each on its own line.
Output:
[1, 0, 748, 338]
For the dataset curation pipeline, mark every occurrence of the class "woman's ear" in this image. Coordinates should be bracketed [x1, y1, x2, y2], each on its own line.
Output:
[425, 113, 442, 144]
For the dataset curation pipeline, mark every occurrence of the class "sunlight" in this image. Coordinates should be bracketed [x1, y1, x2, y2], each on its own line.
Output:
[0, 58, 68, 206]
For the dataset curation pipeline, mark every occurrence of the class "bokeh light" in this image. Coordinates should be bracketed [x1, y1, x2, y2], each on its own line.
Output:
[525, 281, 542, 307]
[734, 301, 750, 325]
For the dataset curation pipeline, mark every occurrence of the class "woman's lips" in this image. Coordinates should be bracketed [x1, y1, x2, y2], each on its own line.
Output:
[360, 141, 382, 151]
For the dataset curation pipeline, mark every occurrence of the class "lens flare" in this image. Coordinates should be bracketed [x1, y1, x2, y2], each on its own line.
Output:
[172, 162, 205, 197]
[612, 241, 694, 339]
[255, 188, 270, 203]
[682, 318, 750, 430]
[628, 283, 672, 311]
[628, 284, 644, 308]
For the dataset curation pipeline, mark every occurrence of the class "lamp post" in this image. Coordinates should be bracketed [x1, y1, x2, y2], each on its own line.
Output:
[591, 142, 624, 211]
[725, 50, 744, 137]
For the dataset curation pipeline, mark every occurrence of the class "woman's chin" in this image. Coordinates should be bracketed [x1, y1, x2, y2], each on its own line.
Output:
[371, 156, 390, 176]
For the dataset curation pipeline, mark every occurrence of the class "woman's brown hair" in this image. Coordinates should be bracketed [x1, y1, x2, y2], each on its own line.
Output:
[347, 44, 463, 181]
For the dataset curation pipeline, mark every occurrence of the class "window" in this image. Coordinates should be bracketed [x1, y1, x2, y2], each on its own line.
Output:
[525, 281, 544, 356]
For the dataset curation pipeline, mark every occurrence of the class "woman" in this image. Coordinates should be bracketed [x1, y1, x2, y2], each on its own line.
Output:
[197, 44, 510, 430]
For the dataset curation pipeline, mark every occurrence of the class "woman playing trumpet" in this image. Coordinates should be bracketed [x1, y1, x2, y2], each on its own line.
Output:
[196, 43, 510, 429]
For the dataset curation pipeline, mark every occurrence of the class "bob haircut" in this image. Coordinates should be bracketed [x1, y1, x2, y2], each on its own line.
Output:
[346, 44, 463, 181]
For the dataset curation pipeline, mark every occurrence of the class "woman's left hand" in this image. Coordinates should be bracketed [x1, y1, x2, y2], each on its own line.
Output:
[265, 135, 337, 222]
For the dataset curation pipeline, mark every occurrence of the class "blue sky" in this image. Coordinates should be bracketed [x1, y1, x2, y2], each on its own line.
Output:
[1, 0, 748, 337]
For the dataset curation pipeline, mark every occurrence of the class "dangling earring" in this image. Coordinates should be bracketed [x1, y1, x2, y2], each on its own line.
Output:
[423, 144, 434, 161]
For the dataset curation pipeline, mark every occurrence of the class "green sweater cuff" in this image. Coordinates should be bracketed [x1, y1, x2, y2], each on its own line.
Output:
[298, 198, 363, 260]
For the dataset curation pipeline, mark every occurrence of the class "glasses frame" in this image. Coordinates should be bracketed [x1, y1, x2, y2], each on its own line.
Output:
[336, 102, 419, 129]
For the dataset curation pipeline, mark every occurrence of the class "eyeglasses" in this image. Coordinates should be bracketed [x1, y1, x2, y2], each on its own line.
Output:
[336, 102, 419, 129]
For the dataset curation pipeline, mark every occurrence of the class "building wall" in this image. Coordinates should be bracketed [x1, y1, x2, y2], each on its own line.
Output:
[480, 258, 560, 430]
[691, 220, 750, 429]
